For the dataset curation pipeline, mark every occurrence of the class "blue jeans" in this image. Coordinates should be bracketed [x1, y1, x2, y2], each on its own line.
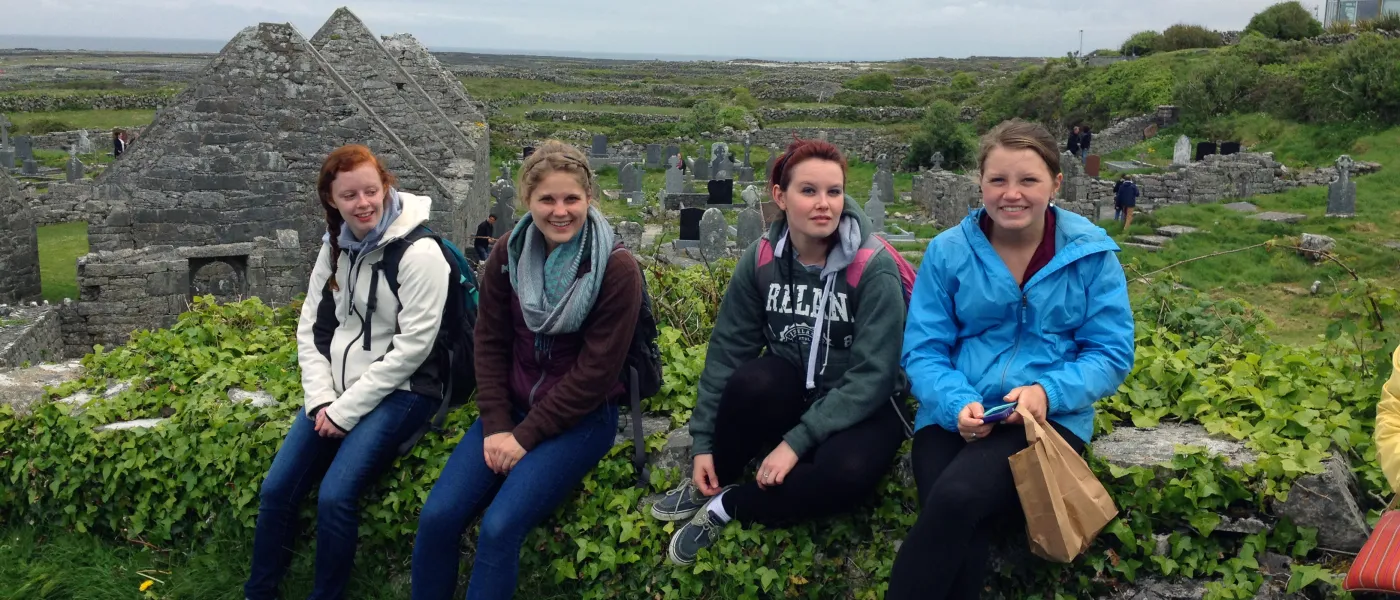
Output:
[411, 402, 619, 600]
[245, 390, 435, 600]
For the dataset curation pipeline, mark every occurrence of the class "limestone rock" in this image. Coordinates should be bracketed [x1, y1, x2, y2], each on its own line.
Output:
[1222, 202, 1258, 213]
[613, 413, 671, 447]
[1296, 233, 1335, 262]
[228, 388, 278, 408]
[1155, 225, 1199, 237]
[1250, 211, 1307, 224]
[1093, 423, 1259, 471]
[94, 417, 167, 432]
[1272, 454, 1369, 552]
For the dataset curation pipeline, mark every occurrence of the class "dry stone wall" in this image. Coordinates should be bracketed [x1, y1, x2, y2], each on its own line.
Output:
[1084, 114, 1156, 156]
[0, 171, 41, 305]
[26, 182, 97, 226]
[736, 127, 911, 167]
[0, 305, 63, 369]
[524, 110, 681, 125]
[0, 90, 175, 113]
[757, 106, 923, 124]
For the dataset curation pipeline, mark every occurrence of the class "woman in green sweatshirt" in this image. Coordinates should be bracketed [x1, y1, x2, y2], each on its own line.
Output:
[651, 138, 913, 565]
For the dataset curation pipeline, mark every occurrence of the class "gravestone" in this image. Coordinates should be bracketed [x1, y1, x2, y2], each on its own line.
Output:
[692, 156, 710, 181]
[591, 134, 608, 157]
[13, 136, 33, 161]
[874, 153, 895, 205]
[0, 114, 9, 147]
[645, 144, 662, 168]
[738, 166, 754, 183]
[930, 151, 944, 171]
[714, 169, 730, 182]
[664, 145, 679, 165]
[664, 156, 686, 194]
[709, 142, 729, 179]
[21, 158, 37, 176]
[66, 153, 83, 183]
[1326, 155, 1357, 218]
[677, 207, 704, 248]
[489, 178, 517, 237]
[1143, 123, 1159, 139]
[0, 148, 12, 169]
[1220, 141, 1241, 156]
[741, 185, 761, 207]
[616, 221, 643, 251]
[620, 162, 643, 205]
[742, 132, 752, 165]
[1084, 155, 1101, 178]
[1173, 135, 1192, 166]
[699, 208, 728, 260]
[737, 205, 763, 250]
[1194, 141, 1217, 162]
[707, 179, 733, 205]
[866, 196, 886, 237]
[76, 130, 93, 155]
[765, 147, 779, 180]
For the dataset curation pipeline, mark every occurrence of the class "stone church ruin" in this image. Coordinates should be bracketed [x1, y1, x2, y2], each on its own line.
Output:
[2, 7, 490, 358]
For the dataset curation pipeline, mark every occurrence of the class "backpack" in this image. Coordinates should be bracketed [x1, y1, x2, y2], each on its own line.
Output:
[366, 224, 481, 456]
[612, 243, 664, 487]
[754, 233, 917, 306]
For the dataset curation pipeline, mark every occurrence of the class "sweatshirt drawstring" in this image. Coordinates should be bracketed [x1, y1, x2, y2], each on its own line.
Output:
[806, 272, 837, 390]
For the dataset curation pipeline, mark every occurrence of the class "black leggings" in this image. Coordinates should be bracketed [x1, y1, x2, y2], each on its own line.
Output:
[886, 419, 1086, 600]
[710, 355, 909, 527]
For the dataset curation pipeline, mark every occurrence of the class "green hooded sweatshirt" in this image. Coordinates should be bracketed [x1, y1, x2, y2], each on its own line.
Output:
[690, 196, 909, 458]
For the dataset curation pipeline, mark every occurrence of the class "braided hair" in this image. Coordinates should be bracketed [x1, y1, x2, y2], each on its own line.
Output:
[517, 140, 595, 204]
[316, 144, 397, 291]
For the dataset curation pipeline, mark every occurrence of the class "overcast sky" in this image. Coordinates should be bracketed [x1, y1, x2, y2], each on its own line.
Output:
[2, 0, 1312, 60]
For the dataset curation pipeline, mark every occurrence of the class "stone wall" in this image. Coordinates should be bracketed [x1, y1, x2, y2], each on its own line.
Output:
[27, 127, 147, 152]
[0, 305, 64, 369]
[523, 110, 681, 125]
[0, 90, 175, 114]
[0, 172, 41, 305]
[26, 182, 97, 226]
[1306, 29, 1400, 45]
[913, 170, 982, 228]
[61, 232, 302, 356]
[757, 106, 924, 124]
[1084, 114, 1156, 156]
[736, 127, 911, 168]
[489, 92, 685, 112]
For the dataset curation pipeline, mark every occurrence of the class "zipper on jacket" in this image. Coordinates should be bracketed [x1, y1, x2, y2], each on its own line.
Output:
[998, 292, 1028, 393]
[527, 337, 550, 406]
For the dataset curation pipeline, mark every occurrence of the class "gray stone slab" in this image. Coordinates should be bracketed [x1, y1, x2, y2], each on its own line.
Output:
[95, 417, 167, 432]
[1121, 242, 1162, 252]
[1093, 422, 1258, 469]
[1128, 235, 1172, 246]
[1222, 202, 1258, 213]
[1154, 225, 1199, 237]
[737, 207, 763, 250]
[699, 207, 727, 260]
[1250, 211, 1307, 224]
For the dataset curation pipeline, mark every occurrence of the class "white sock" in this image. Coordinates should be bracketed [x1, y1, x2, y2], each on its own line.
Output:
[706, 490, 732, 523]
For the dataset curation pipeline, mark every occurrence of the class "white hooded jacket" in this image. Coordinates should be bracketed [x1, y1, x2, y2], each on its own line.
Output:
[295, 191, 451, 431]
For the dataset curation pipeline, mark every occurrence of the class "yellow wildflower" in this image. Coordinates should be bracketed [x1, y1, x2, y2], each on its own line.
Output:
[140, 580, 154, 592]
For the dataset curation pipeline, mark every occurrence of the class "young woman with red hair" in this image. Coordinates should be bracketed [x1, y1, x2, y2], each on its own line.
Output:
[650, 139, 913, 565]
[244, 144, 452, 599]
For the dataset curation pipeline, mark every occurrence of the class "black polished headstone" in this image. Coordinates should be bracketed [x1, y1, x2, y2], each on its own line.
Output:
[523, 146, 535, 159]
[707, 179, 734, 205]
[679, 208, 704, 241]
[1194, 142, 1218, 162]
[1219, 141, 1241, 156]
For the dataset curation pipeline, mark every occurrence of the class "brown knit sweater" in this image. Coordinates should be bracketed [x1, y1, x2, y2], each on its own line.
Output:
[474, 238, 643, 450]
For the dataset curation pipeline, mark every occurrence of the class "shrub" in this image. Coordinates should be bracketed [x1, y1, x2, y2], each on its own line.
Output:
[1172, 54, 1262, 122]
[1158, 24, 1224, 52]
[843, 72, 894, 92]
[950, 72, 977, 91]
[904, 100, 977, 170]
[19, 118, 75, 134]
[1120, 30, 1163, 56]
[1324, 33, 1400, 124]
[729, 86, 758, 111]
[1229, 32, 1293, 65]
[1245, 1, 1323, 40]
[680, 99, 722, 135]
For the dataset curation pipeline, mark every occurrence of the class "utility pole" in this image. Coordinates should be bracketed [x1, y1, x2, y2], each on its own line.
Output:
[1079, 29, 1084, 57]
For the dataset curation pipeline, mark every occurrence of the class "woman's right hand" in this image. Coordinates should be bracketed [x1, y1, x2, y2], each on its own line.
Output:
[958, 402, 993, 442]
[692, 454, 721, 496]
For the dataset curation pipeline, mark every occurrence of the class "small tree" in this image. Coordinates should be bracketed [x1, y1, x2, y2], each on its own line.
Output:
[1120, 30, 1163, 56]
[1159, 24, 1224, 51]
[903, 100, 977, 171]
[1245, 1, 1322, 40]
[844, 72, 895, 91]
[950, 72, 977, 91]
[681, 100, 722, 136]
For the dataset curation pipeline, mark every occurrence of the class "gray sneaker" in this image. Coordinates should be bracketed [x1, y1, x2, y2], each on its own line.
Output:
[651, 478, 712, 522]
[667, 504, 728, 565]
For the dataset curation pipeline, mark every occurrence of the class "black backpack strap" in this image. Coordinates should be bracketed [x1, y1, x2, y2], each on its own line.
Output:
[382, 225, 436, 300]
[630, 366, 649, 488]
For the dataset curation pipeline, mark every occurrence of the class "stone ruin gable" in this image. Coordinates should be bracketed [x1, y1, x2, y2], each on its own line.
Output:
[379, 31, 491, 239]
[308, 8, 483, 245]
[60, 231, 302, 355]
[84, 21, 458, 271]
[0, 171, 42, 305]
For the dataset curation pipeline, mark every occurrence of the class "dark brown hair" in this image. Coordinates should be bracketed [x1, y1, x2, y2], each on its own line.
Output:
[317, 144, 396, 291]
[769, 138, 847, 191]
[978, 119, 1062, 179]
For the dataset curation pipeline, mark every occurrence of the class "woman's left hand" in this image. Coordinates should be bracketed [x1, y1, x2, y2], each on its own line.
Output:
[1004, 384, 1048, 425]
[757, 442, 799, 489]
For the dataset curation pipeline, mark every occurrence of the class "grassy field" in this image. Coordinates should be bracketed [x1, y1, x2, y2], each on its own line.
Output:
[36, 222, 88, 303]
[31, 149, 114, 170]
[7, 109, 155, 133]
[502, 103, 688, 117]
[458, 76, 602, 100]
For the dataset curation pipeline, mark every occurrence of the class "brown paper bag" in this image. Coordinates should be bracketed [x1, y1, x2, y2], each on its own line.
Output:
[1007, 404, 1118, 563]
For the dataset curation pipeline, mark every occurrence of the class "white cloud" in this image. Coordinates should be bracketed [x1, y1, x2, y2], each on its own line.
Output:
[2, 0, 1299, 60]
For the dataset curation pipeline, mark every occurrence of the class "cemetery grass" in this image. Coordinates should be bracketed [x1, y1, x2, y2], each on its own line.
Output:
[32, 149, 114, 170]
[1108, 124, 1400, 347]
[36, 222, 88, 303]
[7, 109, 155, 134]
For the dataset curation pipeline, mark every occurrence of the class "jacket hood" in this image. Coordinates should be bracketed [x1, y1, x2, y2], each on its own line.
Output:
[763, 194, 874, 279]
[383, 190, 432, 242]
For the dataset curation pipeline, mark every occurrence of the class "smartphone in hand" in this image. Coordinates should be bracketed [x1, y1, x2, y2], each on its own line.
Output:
[981, 402, 1018, 424]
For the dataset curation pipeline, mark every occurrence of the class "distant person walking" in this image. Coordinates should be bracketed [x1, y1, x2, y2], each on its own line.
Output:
[1079, 126, 1093, 162]
[474, 214, 497, 262]
[112, 129, 125, 157]
[1066, 126, 1082, 161]
[1113, 175, 1139, 231]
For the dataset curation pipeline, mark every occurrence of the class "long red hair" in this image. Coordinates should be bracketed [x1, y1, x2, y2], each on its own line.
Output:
[317, 144, 396, 291]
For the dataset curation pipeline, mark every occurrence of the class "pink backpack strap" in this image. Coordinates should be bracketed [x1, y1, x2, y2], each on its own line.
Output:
[756, 237, 775, 268]
[846, 236, 917, 305]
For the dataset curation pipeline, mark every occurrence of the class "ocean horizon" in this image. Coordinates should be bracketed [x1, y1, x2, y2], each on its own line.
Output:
[0, 34, 829, 63]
